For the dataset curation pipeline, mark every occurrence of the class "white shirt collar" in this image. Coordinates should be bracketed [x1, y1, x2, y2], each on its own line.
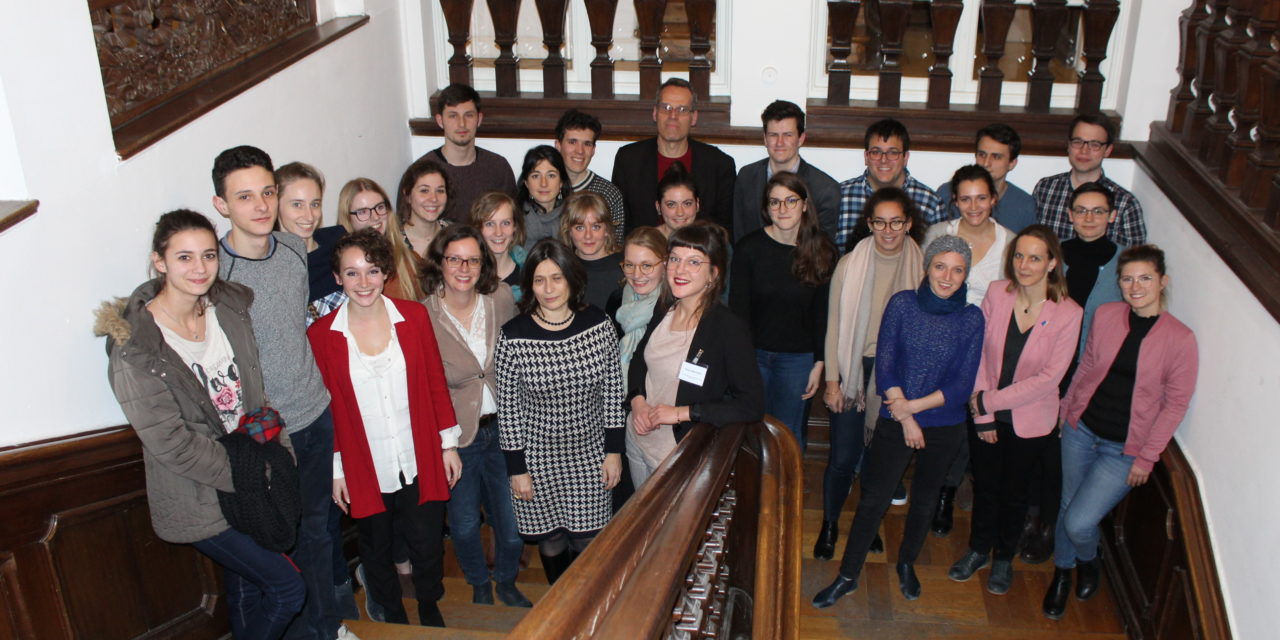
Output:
[330, 295, 405, 336]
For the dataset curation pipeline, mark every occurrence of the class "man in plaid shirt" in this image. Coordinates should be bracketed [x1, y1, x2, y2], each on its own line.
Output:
[1033, 114, 1146, 246]
[836, 118, 945, 253]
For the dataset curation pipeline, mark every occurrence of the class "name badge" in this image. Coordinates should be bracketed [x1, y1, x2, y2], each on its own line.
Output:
[679, 348, 708, 386]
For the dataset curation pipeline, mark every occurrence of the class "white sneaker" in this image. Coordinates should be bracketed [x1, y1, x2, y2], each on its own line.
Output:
[336, 624, 361, 640]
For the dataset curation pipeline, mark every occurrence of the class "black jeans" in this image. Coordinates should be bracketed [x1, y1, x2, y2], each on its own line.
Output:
[967, 422, 1056, 560]
[355, 478, 446, 625]
[1025, 432, 1063, 527]
[838, 417, 965, 579]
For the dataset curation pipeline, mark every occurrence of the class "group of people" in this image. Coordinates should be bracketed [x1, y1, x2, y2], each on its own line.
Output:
[93, 77, 1198, 640]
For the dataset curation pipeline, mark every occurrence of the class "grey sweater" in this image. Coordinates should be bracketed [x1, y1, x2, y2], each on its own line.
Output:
[219, 231, 329, 432]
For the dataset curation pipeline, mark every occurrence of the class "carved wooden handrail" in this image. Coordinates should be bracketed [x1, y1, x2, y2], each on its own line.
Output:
[506, 419, 802, 639]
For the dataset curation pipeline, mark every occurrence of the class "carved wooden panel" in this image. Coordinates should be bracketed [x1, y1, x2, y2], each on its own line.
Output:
[89, 0, 315, 126]
[669, 486, 736, 639]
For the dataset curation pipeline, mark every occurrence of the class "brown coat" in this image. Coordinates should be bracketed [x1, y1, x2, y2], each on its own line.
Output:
[422, 285, 517, 448]
[95, 279, 276, 543]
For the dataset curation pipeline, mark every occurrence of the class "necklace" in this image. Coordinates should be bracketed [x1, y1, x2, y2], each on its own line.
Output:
[1019, 294, 1046, 314]
[535, 308, 574, 326]
[154, 301, 203, 340]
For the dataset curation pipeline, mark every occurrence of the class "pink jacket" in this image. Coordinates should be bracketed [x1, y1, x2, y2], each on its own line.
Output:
[1062, 302, 1198, 472]
[973, 281, 1083, 437]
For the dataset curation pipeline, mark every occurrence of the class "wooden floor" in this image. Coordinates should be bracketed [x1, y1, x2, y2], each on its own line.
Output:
[343, 426, 1130, 639]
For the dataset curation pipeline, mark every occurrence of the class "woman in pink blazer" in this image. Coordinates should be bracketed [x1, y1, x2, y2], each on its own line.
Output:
[1043, 244, 1198, 620]
[947, 225, 1082, 595]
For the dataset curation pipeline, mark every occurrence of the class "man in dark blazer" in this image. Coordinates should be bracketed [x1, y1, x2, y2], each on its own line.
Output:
[611, 78, 736, 235]
[732, 100, 840, 242]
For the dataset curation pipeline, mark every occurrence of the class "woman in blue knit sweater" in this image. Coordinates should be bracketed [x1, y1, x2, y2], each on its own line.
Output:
[814, 235, 986, 607]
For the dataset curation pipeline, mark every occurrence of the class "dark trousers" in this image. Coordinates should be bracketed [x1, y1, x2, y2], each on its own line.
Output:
[967, 422, 1056, 560]
[283, 409, 339, 639]
[838, 418, 965, 579]
[821, 357, 874, 520]
[355, 478, 446, 625]
[1025, 433, 1063, 527]
[192, 528, 305, 640]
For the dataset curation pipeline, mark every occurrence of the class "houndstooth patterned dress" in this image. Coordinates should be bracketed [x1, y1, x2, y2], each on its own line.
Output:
[496, 307, 625, 539]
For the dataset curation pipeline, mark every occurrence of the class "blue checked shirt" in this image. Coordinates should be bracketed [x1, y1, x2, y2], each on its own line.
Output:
[836, 169, 945, 253]
[1033, 171, 1146, 246]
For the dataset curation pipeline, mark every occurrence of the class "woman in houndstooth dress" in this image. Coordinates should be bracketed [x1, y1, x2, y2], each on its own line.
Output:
[496, 238, 625, 584]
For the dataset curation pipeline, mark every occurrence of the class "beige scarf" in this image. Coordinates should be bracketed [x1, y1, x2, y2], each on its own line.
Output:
[825, 236, 924, 439]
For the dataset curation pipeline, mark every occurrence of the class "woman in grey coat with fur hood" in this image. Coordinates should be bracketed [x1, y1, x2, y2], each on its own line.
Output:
[95, 210, 303, 640]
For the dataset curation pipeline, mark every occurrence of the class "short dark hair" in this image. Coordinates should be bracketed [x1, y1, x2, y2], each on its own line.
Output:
[518, 238, 588, 315]
[555, 109, 601, 142]
[435, 83, 482, 115]
[1070, 181, 1116, 211]
[331, 228, 395, 280]
[421, 224, 500, 296]
[516, 145, 572, 211]
[864, 118, 910, 152]
[396, 157, 454, 225]
[1118, 244, 1167, 277]
[948, 164, 997, 200]
[1069, 113, 1116, 145]
[212, 145, 273, 197]
[975, 123, 1021, 160]
[656, 77, 697, 109]
[761, 100, 805, 134]
[846, 187, 924, 251]
[655, 162, 700, 204]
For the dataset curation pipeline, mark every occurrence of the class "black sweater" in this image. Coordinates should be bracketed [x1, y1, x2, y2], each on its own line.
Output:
[728, 230, 829, 354]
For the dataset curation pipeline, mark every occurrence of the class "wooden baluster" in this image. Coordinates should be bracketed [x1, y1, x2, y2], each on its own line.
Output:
[439, 0, 476, 87]
[876, 0, 912, 108]
[977, 0, 1016, 111]
[1224, 0, 1278, 186]
[1075, 0, 1119, 114]
[486, 0, 521, 96]
[1200, 0, 1252, 167]
[1185, 0, 1230, 147]
[1026, 0, 1069, 113]
[534, 0, 569, 98]
[685, 0, 716, 101]
[585, 0, 619, 99]
[927, 0, 964, 110]
[826, 1, 862, 105]
[635, 0, 668, 100]
[1167, 0, 1210, 133]
[1243, 48, 1280, 210]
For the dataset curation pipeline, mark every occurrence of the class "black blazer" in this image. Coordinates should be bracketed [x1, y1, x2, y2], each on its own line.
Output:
[611, 137, 737, 236]
[627, 303, 764, 441]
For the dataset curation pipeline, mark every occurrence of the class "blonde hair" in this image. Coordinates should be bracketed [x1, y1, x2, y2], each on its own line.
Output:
[336, 178, 423, 299]
[558, 191, 618, 255]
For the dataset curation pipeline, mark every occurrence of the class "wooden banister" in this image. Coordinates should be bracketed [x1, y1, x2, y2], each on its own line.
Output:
[977, 0, 1016, 110]
[506, 419, 801, 639]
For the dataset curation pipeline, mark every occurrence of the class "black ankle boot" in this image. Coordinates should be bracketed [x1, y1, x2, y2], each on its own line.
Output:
[1075, 558, 1101, 600]
[1016, 515, 1040, 552]
[539, 550, 573, 585]
[812, 573, 858, 608]
[868, 532, 884, 553]
[931, 486, 957, 537]
[814, 520, 838, 560]
[1021, 520, 1055, 565]
[1043, 567, 1072, 620]
[896, 562, 921, 600]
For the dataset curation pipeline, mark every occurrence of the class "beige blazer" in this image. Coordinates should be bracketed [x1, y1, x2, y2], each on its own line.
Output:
[423, 284, 517, 448]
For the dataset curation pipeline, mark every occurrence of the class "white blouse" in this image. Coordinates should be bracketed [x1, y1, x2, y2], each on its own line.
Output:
[926, 219, 1013, 306]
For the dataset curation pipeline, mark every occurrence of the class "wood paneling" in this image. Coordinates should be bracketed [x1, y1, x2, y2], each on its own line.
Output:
[0, 427, 227, 639]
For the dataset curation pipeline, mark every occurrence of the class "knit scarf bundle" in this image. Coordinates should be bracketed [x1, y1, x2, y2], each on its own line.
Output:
[916, 278, 969, 315]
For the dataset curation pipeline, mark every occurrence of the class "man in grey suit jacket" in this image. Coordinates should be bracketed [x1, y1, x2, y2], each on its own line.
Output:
[732, 100, 840, 242]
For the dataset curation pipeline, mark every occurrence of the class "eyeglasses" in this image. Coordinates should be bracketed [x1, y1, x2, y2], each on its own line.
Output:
[621, 262, 660, 274]
[869, 218, 908, 231]
[1069, 137, 1108, 152]
[767, 196, 803, 210]
[657, 103, 694, 116]
[351, 201, 388, 221]
[1071, 206, 1111, 218]
[1119, 274, 1157, 286]
[667, 255, 706, 270]
[443, 255, 482, 269]
[866, 148, 904, 161]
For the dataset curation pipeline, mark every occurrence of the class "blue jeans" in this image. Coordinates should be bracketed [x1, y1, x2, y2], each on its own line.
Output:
[283, 409, 339, 639]
[450, 419, 525, 586]
[821, 356, 873, 520]
[192, 528, 306, 640]
[1054, 420, 1136, 569]
[756, 349, 815, 450]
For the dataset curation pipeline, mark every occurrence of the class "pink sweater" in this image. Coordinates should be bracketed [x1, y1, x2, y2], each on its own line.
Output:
[973, 281, 1083, 438]
[1061, 302, 1198, 472]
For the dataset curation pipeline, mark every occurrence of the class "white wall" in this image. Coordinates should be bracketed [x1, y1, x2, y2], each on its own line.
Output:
[0, 0, 412, 446]
[1129, 170, 1280, 640]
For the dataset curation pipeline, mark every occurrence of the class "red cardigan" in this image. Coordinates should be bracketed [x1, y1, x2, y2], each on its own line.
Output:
[1061, 302, 1198, 473]
[972, 281, 1083, 437]
[308, 297, 458, 518]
